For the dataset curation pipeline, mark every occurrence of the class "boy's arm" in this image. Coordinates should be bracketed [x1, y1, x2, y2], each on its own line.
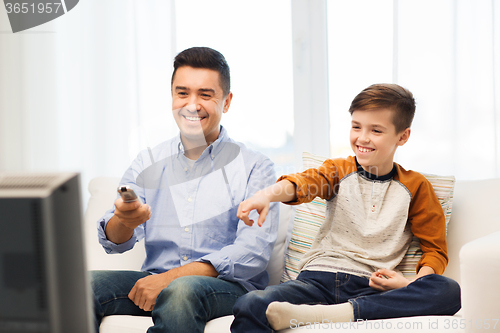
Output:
[409, 179, 449, 275]
[237, 180, 296, 226]
[238, 157, 351, 227]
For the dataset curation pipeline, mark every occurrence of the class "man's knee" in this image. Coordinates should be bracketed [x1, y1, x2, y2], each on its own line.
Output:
[90, 270, 114, 297]
[157, 276, 208, 307]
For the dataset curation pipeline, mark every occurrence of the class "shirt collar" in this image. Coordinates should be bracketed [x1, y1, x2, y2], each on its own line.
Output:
[355, 157, 396, 181]
[175, 125, 229, 159]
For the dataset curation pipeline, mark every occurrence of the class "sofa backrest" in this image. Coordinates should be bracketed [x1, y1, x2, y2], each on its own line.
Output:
[443, 179, 500, 284]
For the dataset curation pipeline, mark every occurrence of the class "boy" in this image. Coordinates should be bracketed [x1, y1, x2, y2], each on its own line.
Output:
[231, 84, 461, 332]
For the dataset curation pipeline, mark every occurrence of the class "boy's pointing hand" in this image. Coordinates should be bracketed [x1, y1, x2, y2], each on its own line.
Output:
[237, 191, 271, 227]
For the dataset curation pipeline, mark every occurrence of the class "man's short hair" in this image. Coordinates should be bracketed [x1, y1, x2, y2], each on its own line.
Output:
[348, 83, 416, 133]
[171, 47, 231, 97]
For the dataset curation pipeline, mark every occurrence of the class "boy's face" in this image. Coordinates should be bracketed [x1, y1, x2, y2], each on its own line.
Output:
[350, 108, 410, 176]
[172, 66, 232, 145]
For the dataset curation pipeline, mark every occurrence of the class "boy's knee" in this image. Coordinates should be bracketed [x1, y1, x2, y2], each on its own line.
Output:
[432, 275, 460, 293]
[233, 290, 270, 314]
[421, 274, 461, 306]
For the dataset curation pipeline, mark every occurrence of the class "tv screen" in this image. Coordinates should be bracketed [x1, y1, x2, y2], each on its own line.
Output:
[0, 172, 93, 333]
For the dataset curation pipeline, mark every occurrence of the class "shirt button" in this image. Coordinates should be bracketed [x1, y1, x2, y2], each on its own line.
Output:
[182, 255, 188, 261]
[184, 227, 189, 232]
[184, 167, 188, 172]
[188, 197, 192, 202]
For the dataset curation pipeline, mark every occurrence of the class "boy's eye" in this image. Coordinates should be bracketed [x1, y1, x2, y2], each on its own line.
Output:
[373, 129, 382, 133]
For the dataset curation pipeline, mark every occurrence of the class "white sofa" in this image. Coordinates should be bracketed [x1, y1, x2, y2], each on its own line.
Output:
[85, 177, 500, 333]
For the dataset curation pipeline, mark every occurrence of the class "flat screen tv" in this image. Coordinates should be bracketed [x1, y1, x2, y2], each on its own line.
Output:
[0, 172, 93, 333]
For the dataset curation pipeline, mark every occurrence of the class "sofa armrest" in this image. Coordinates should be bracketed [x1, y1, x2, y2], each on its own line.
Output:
[459, 231, 500, 332]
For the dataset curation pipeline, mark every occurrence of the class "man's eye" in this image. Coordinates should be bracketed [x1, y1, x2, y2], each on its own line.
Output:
[201, 94, 211, 98]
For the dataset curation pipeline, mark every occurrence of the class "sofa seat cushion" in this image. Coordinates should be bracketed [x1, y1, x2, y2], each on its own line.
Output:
[100, 315, 234, 333]
[100, 313, 464, 333]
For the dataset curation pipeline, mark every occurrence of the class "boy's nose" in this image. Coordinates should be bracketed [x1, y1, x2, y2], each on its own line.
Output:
[359, 134, 370, 143]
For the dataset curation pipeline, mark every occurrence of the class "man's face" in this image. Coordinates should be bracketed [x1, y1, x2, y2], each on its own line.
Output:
[172, 66, 232, 146]
[350, 108, 410, 176]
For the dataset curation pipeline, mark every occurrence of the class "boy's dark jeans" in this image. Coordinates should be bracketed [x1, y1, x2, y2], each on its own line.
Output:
[231, 270, 461, 333]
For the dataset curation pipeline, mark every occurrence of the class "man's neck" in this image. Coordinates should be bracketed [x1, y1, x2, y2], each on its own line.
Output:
[180, 133, 218, 160]
[184, 145, 206, 160]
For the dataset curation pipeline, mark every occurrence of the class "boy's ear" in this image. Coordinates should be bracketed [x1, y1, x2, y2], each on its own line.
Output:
[397, 128, 411, 146]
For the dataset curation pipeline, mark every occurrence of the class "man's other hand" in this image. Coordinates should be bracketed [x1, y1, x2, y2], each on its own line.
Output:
[128, 273, 170, 312]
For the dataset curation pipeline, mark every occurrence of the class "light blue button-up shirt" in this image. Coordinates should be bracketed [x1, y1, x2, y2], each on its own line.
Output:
[97, 126, 279, 291]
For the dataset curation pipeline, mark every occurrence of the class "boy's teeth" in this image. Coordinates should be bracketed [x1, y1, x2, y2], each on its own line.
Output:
[185, 116, 201, 121]
[359, 147, 373, 152]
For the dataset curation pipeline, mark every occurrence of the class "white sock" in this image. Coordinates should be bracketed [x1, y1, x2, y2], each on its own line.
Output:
[265, 301, 354, 331]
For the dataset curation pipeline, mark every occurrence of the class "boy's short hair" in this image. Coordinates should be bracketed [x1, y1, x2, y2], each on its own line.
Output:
[348, 83, 416, 133]
[171, 47, 231, 97]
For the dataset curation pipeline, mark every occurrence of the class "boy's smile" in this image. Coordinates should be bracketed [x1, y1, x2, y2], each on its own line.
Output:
[350, 108, 410, 176]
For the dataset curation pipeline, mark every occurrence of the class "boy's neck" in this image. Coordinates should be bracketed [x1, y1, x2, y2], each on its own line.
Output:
[355, 158, 396, 181]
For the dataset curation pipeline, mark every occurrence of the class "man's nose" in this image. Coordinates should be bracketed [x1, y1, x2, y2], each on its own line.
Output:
[184, 101, 201, 113]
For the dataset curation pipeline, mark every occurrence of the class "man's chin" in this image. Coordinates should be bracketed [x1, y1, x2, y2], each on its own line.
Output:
[180, 130, 208, 144]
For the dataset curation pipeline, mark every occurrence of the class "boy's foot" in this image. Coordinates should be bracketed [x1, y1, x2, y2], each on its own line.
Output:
[265, 301, 354, 331]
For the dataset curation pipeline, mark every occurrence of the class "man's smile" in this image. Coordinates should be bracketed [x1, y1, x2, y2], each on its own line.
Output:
[183, 115, 204, 122]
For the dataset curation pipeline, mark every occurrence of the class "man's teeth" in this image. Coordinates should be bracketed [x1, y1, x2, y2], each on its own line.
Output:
[185, 116, 202, 121]
[358, 147, 374, 153]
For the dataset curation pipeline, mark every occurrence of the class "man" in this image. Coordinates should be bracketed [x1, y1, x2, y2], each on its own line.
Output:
[92, 47, 279, 333]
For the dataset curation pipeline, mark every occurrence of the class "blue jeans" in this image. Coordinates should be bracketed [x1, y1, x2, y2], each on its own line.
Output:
[231, 270, 461, 333]
[91, 270, 247, 333]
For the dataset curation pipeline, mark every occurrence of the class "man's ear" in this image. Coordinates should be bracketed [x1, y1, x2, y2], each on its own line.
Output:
[223, 92, 233, 114]
[397, 128, 411, 146]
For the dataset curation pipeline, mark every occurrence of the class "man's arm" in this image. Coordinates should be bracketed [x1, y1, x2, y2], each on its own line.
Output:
[129, 262, 218, 311]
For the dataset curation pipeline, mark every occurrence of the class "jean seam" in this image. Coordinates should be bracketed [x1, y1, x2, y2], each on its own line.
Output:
[206, 291, 243, 298]
[100, 295, 132, 306]
[348, 299, 360, 320]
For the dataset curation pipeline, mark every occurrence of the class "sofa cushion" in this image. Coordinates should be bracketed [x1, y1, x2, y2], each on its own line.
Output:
[281, 152, 455, 282]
